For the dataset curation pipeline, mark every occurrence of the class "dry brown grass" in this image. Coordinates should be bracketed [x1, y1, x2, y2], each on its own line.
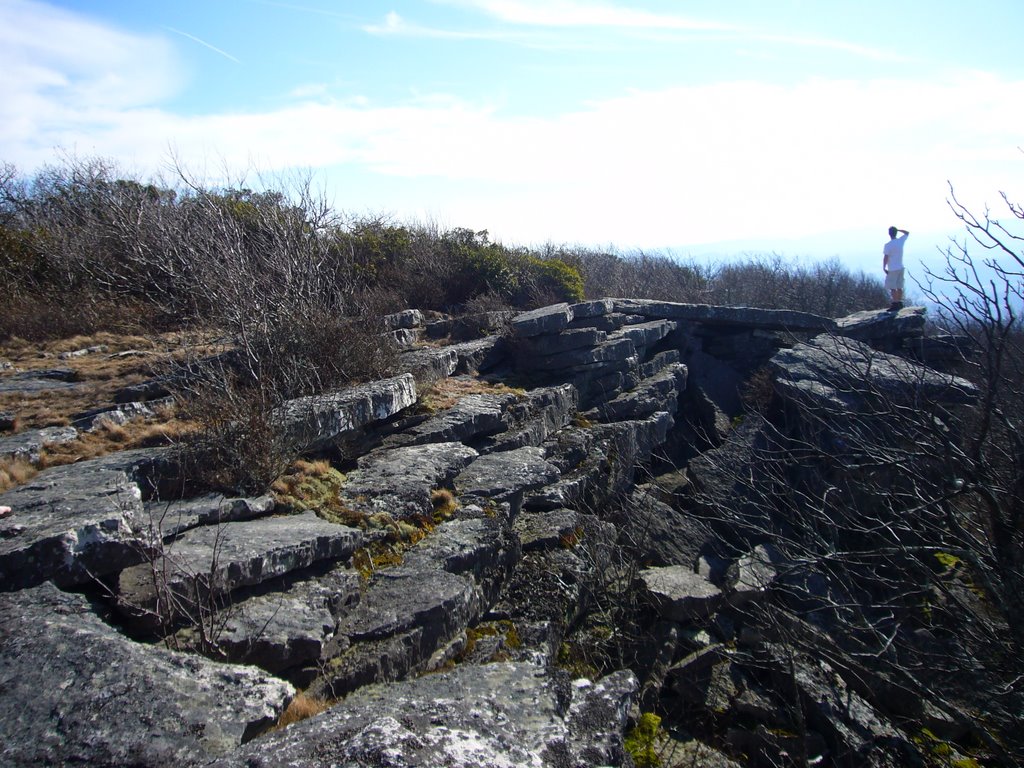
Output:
[0, 332, 183, 432]
[419, 377, 525, 413]
[0, 457, 38, 494]
[35, 416, 199, 470]
[274, 692, 331, 729]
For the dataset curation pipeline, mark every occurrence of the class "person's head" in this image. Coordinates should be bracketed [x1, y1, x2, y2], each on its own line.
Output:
[888, 226, 898, 239]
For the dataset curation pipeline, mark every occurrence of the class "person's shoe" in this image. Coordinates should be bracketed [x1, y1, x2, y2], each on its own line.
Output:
[889, 301, 903, 311]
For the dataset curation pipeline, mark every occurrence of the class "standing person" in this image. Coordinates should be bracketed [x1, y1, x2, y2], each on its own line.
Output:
[883, 226, 909, 310]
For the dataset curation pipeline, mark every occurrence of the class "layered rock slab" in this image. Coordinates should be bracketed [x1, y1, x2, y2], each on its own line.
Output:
[215, 662, 636, 768]
[0, 450, 161, 590]
[274, 374, 417, 450]
[0, 582, 293, 767]
[341, 441, 478, 518]
[117, 511, 364, 628]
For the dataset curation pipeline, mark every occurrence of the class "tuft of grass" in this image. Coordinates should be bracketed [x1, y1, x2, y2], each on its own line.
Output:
[274, 692, 331, 729]
[430, 488, 458, 522]
[419, 377, 525, 413]
[272, 459, 366, 525]
[0, 457, 38, 494]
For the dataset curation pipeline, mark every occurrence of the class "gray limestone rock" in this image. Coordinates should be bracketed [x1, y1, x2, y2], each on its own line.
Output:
[387, 327, 421, 348]
[518, 327, 607, 356]
[515, 507, 583, 551]
[570, 298, 615, 318]
[449, 335, 507, 373]
[0, 368, 82, 394]
[216, 662, 636, 768]
[72, 399, 166, 431]
[640, 565, 725, 622]
[530, 337, 636, 372]
[724, 544, 778, 605]
[835, 305, 926, 343]
[409, 515, 516, 580]
[341, 441, 479, 518]
[399, 345, 459, 384]
[619, 487, 720, 568]
[615, 318, 678, 349]
[485, 383, 578, 452]
[117, 512, 364, 629]
[0, 583, 293, 767]
[0, 424, 78, 462]
[512, 302, 573, 337]
[0, 452, 156, 590]
[396, 392, 516, 446]
[143, 493, 276, 538]
[383, 308, 424, 330]
[200, 564, 362, 676]
[587, 362, 687, 422]
[456, 445, 561, 502]
[612, 298, 836, 332]
[336, 568, 480, 645]
[57, 343, 109, 359]
[771, 334, 978, 409]
[275, 374, 417, 450]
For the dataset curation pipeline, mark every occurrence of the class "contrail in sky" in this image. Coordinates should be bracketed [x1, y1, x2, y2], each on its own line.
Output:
[164, 26, 241, 63]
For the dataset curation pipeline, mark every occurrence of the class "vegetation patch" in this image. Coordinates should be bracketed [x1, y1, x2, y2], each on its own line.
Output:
[419, 377, 525, 414]
[624, 712, 664, 768]
[274, 692, 331, 730]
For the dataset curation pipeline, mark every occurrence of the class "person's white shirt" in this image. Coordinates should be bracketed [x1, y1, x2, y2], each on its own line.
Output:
[884, 233, 908, 270]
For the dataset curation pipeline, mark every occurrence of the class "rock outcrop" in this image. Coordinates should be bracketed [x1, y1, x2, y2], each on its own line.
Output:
[0, 298, 983, 766]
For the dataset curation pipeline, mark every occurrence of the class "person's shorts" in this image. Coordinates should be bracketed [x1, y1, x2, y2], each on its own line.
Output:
[884, 269, 905, 291]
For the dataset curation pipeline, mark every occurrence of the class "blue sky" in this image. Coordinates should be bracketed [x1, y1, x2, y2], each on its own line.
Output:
[2, 0, 1023, 280]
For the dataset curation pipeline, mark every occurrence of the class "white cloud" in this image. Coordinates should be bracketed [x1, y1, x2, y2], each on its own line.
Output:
[436, 0, 730, 30]
[0, 0, 183, 168]
[3, 1, 1022, 250]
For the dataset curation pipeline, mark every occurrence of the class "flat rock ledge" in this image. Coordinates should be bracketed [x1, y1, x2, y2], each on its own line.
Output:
[0, 583, 293, 767]
[274, 373, 417, 450]
[214, 662, 637, 768]
[117, 511, 365, 630]
[0, 451, 158, 590]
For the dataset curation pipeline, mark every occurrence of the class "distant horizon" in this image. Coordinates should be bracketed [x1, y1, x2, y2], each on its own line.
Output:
[2, 0, 1021, 272]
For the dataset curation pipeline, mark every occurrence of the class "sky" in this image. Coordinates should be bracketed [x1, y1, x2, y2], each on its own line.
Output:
[2, 0, 1023, 280]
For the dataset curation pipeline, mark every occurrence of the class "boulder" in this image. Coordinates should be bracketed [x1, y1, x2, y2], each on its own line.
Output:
[515, 507, 583, 551]
[216, 662, 636, 768]
[618, 488, 720, 568]
[512, 302, 573, 337]
[835, 305, 926, 344]
[611, 298, 836, 332]
[383, 309, 424, 330]
[530, 337, 636, 372]
[771, 334, 978, 409]
[341, 441, 479, 518]
[399, 345, 459, 384]
[182, 564, 362, 677]
[456, 445, 561, 504]
[117, 512, 365, 629]
[640, 565, 724, 622]
[484, 383, 578, 452]
[0, 452, 158, 590]
[393, 392, 515, 447]
[0, 424, 78, 462]
[143, 493, 276, 538]
[587, 362, 687, 422]
[0, 583, 292, 767]
[518, 327, 607, 357]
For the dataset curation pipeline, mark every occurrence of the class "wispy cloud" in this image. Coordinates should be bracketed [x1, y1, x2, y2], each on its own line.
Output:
[163, 26, 240, 64]
[436, 0, 730, 31]
[363, 11, 517, 41]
